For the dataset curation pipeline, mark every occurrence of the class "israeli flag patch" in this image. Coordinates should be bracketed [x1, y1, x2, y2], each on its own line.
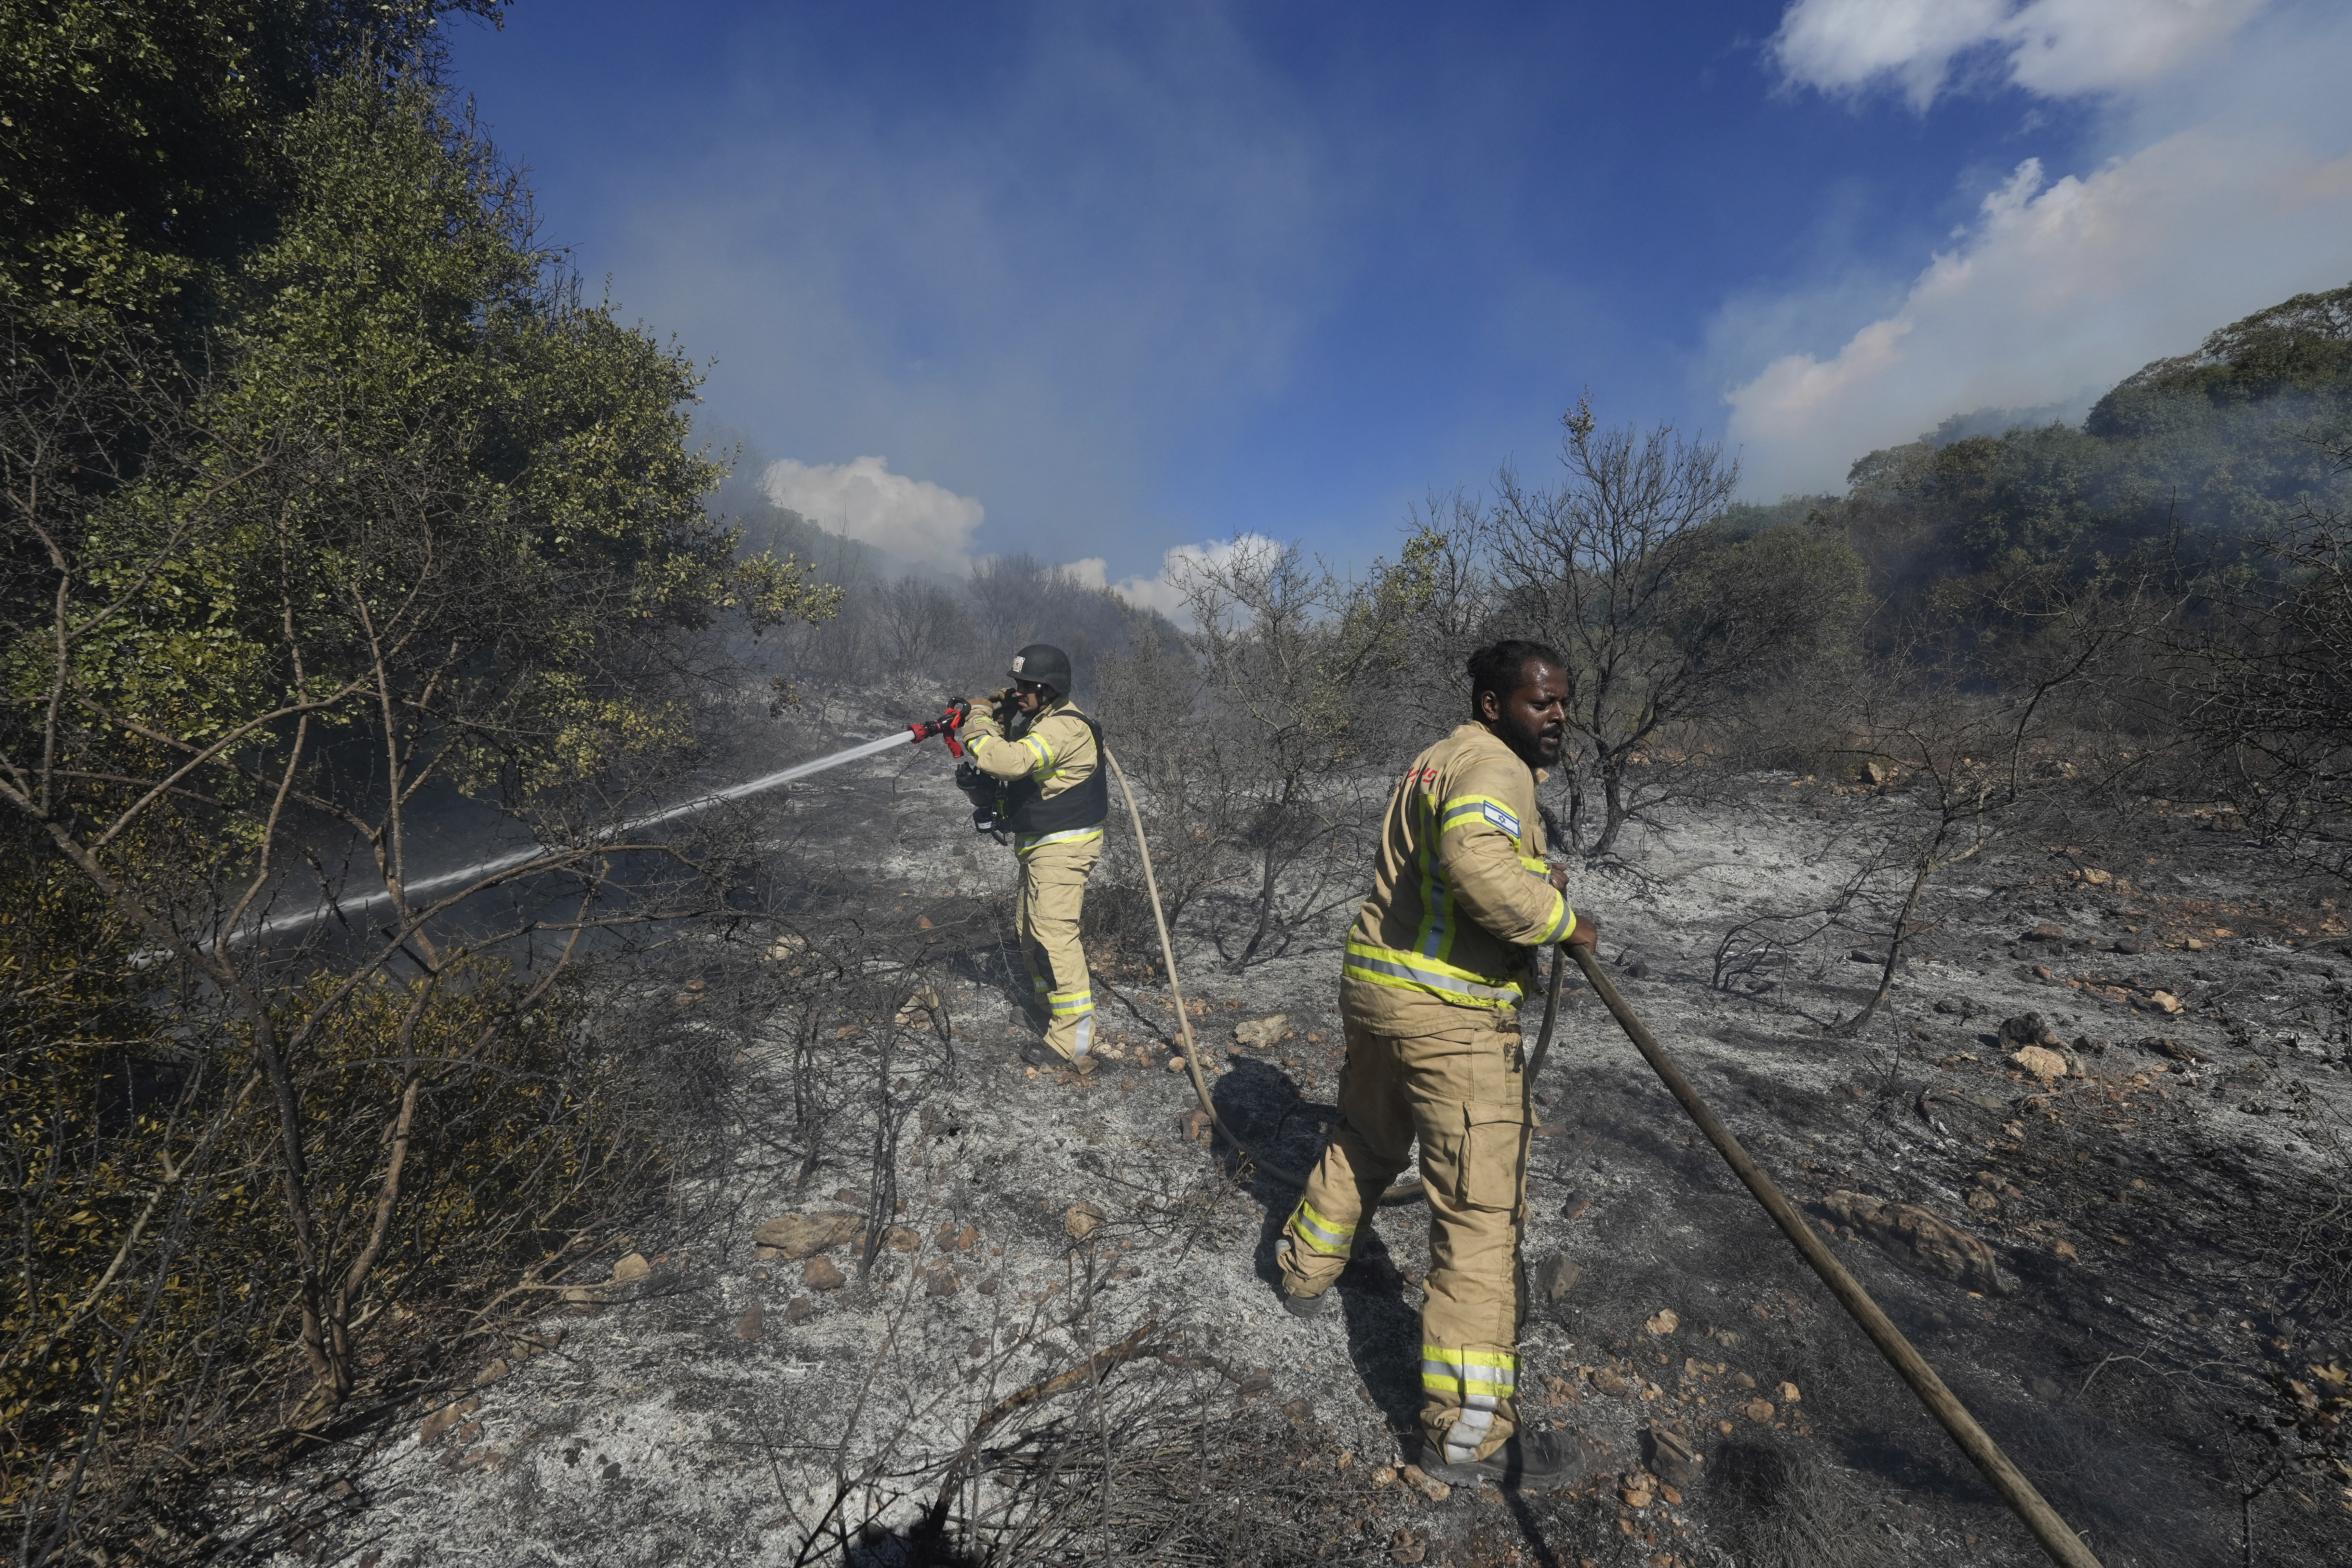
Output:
[1482, 801, 1521, 837]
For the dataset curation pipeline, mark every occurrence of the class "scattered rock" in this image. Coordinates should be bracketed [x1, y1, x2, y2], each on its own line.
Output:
[1398, 1464, 1451, 1503]
[734, 1306, 763, 1342]
[803, 1257, 846, 1292]
[418, 1395, 480, 1446]
[2053, 1241, 2080, 1264]
[1644, 1427, 1700, 1488]
[2074, 1034, 2110, 1054]
[783, 1296, 813, 1323]
[1166, 1056, 1187, 1073]
[1181, 1107, 1213, 1143]
[2148, 1036, 2204, 1062]
[2010, 1045, 2068, 1082]
[753, 1213, 862, 1260]
[2138, 990, 2186, 1015]
[868, 1224, 920, 1256]
[924, 1265, 960, 1298]
[611, 1252, 652, 1285]
[1234, 1014, 1293, 1049]
[1860, 759, 1895, 786]
[1998, 1013, 2062, 1049]
[1741, 1398, 1776, 1423]
[2078, 868, 2112, 886]
[1777, 1381, 1801, 1403]
[1619, 1475, 1654, 1508]
[1561, 1192, 1592, 1222]
[1064, 1204, 1106, 1244]
[2024, 923, 2066, 942]
[1621, 956, 1652, 980]
[1534, 1254, 1582, 1303]
[1820, 1190, 2017, 1296]
[1644, 1308, 1680, 1336]
[1589, 1367, 1630, 1398]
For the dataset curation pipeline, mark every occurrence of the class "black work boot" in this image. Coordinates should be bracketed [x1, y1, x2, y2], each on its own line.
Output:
[1278, 1285, 1332, 1318]
[1422, 1428, 1593, 1491]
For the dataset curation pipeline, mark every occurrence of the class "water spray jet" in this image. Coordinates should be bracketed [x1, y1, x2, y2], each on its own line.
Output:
[218, 723, 949, 950]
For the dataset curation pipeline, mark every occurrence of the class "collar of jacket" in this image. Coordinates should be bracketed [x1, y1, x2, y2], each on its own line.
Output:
[1463, 719, 1549, 784]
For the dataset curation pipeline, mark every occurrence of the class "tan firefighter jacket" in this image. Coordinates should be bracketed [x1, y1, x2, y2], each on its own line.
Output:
[964, 695, 1105, 855]
[1339, 721, 1578, 1036]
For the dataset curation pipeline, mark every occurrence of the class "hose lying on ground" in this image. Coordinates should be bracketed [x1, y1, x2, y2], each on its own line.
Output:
[1565, 945, 2105, 1568]
[1104, 749, 2102, 1567]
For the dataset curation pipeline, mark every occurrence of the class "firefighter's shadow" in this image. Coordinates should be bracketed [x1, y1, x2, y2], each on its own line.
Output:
[1216, 1061, 1426, 1446]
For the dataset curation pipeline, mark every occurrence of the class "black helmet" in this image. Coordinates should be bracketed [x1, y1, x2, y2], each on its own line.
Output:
[1008, 643, 1072, 693]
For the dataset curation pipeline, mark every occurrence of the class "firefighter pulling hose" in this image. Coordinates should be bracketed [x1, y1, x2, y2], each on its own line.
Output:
[912, 638, 2097, 1561]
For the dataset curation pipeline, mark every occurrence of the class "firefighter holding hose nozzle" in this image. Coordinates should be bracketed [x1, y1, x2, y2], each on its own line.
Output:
[952, 644, 1109, 1072]
[1276, 638, 1601, 1492]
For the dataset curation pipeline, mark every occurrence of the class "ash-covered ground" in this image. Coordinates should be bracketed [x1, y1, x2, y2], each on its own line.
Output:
[227, 741, 2352, 1568]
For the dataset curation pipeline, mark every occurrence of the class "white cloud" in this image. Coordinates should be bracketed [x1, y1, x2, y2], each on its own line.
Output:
[759, 456, 985, 573]
[1772, 0, 2271, 108]
[1724, 127, 2352, 495]
[1072, 534, 1282, 622]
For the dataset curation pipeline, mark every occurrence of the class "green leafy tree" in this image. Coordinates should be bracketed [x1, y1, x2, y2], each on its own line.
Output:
[1, 63, 834, 1556]
[0, 0, 499, 341]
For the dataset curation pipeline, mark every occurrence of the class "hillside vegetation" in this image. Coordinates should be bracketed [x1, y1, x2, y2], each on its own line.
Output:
[3, 3, 2349, 1558]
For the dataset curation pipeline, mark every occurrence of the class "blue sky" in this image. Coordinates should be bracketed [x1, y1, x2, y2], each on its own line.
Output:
[447, 1, 2352, 605]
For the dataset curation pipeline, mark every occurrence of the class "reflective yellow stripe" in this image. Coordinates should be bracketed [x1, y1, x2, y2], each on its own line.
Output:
[1343, 940, 1524, 1009]
[1533, 893, 1571, 945]
[1439, 794, 1522, 838]
[1016, 825, 1105, 857]
[1289, 1199, 1355, 1256]
[1047, 989, 1093, 1015]
[1421, 1346, 1518, 1403]
[1019, 733, 1054, 770]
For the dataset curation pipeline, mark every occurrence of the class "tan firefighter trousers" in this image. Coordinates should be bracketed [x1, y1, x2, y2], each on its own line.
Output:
[1017, 832, 1103, 1061]
[1277, 1015, 1530, 1464]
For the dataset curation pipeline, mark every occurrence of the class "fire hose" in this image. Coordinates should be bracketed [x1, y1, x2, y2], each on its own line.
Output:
[1092, 746, 2104, 1568]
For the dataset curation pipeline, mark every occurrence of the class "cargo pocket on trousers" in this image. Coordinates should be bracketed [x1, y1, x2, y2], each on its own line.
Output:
[1422, 1100, 1527, 1214]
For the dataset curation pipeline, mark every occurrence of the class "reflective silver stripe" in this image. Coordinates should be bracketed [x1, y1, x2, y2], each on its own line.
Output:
[1348, 950, 1520, 1002]
[1071, 1015, 1092, 1057]
[1294, 1207, 1352, 1251]
[1421, 1357, 1517, 1391]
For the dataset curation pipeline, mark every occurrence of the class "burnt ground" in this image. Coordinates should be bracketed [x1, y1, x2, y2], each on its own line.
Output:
[218, 741, 2352, 1568]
